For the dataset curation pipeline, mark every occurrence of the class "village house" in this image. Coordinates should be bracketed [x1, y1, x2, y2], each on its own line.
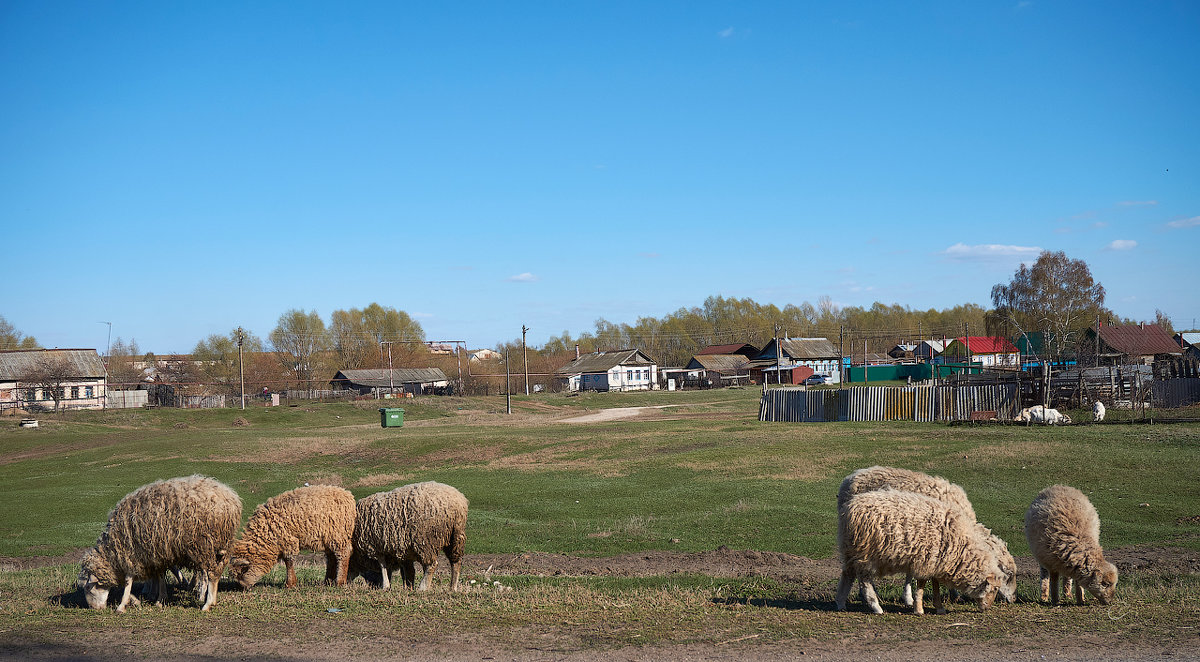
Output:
[330, 367, 449, 396]
[942, 336, 1021, 368]
[554, 349, 658, 392]
[0, 348, 107, 411]
[750, 337, 842, 384]
[1085, 323, 1182, 365]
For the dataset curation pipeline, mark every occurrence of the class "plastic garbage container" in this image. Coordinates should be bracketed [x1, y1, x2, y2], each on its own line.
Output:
[379, 407, 405, 428]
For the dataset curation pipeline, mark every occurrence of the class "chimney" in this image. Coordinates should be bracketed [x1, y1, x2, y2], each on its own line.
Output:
[575, 344, 580, 360]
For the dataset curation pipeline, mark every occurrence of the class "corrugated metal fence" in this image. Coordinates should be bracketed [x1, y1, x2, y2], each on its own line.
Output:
[759, 384, 1021, 423]
[1151, 379, 1200, 409]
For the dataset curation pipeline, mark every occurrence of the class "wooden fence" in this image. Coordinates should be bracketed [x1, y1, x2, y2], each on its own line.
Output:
[759, 384, 1021, 423]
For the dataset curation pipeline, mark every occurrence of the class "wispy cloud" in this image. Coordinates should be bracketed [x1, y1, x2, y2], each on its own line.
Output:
[507, 272, 539, 283]
[1119, 200, 1158, 207]
[718, 26, 735, 38]
[942, 243, 1042, 261]
[1105, 239, 1138, 251]
[1091, 221, 1109, 229]
[412, 312, 435, 319]
[1167, 216, 1200, 229]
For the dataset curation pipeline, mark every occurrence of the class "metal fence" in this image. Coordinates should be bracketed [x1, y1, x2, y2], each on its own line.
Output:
[1151, 378, 1200, 409]
[759, 384, 1021, 423]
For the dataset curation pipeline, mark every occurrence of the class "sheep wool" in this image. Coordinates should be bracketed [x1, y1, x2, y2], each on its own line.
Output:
[837, 466, 976, 522]
[1025, 484, 1118, 605]
[348, 481, 468, 592]
[228, 484, 357, 589]
[77, 475, 242, 612]
[836, 489, 1002, 615]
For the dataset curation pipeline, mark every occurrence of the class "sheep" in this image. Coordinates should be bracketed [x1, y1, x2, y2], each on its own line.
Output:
[1024, 484, 1118, 605]
[228, 484, 357, 589]
[837, 467, 1018, 605]
[836, 488, 1003, 615]
[347, 481, 468, 592]
[1093, 400, 1106, 423]
[77, 475, 242, 612]
[1017, 405, 1072, 426]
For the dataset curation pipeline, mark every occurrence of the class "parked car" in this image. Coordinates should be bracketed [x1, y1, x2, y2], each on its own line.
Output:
[803, 374, 827, 385]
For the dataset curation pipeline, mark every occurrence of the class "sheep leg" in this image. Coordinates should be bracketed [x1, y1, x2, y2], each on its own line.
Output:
[1049, 571, 1060, 606]
[1073, 579, 1085, 604]
[835, 567, 855, 611]
[323, 551, 338, 585]
[417, 558, 438, 591]
[1039, 567, 1051, 602]
[378, 561, 390, 591]
[449, 558, 461, 592]
[903, 574, 915, 607]
[913, 579, 925, 615]
[284, 556, 298, 589]
[115, 577, 136, 613]
[200, 572, 219, 611]
[335, 546, 351, 586]
[860, 578, 884, 615]
[932, 579, 946, 615]
[400, 561, 416, 590]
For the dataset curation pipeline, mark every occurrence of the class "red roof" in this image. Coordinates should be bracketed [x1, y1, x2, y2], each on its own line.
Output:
[956, 336, 1019, 354]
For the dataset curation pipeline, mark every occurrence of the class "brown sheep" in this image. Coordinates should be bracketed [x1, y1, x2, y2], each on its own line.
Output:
[77, 475, 242, 612]
[1025, 484, 1118, 605]
[228, 485, 357, 589]
[836, 489, 1003, 615]
[348, 481, 468, 591]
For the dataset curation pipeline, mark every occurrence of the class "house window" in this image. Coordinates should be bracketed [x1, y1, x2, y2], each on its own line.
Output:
[627, 370, 633, 380]
[71, 386, 80, 399]
[85, 386, 94, 398]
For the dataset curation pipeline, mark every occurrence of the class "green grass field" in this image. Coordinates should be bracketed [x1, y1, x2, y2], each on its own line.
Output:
[0, 389, 1197, 656]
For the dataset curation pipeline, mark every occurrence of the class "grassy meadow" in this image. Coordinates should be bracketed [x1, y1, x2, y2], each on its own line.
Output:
[0, 388, 1197, 655]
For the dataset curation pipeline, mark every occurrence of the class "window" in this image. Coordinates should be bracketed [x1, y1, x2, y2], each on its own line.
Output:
[85, 386, 94, 398]
[71, 386, 80, 399]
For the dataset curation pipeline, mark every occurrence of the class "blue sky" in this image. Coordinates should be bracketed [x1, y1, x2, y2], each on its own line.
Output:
[3, 1, 1197, 353]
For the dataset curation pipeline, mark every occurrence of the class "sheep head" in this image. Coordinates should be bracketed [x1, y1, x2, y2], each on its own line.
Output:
[77, 549, 114, 609]
[1083, 561, 1119, 605]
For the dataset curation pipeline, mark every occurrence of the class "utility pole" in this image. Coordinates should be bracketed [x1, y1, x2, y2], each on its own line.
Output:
[522, 325, 530, 395]
[237, 327, 245, 410]
[98, 321, 112, 410]
[505, 350, 512, 414]
[839, 325, 844, 384]
[774, 324, 782, 385]
[380, 341, 395, 397]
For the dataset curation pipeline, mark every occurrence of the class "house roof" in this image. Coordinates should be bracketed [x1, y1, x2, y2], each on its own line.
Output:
[1176, 332, 1200, 348]
[333, 368, 448, 387]
[952, 336, 1019, 354]
[696, 343, 759, 357]
[916, 340, 949, 353]
[1093, 324, 1182, 357]
[685, 354, 750, 372]
[555, 349, 656, 375]
[777, 337, 840, 360]
[0, 349, 106, 381]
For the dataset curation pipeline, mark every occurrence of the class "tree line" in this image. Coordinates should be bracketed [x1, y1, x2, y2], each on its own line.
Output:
[2, 252, 1189, 399]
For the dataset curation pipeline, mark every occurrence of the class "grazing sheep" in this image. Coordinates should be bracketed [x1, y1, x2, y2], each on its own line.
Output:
[228, 485, 357, 589]
[836, 489, 1003, 615]
[1017, 405, 1072, 426]
[77, 475, 242, 612]
[1025, 485, 1118, 605]
[348, 481, 468, 592]
[837, 467, 1016, 605]
[1093, 400, 1106, 423]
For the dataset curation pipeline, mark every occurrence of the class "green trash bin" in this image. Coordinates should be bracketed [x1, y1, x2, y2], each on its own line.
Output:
[379, 407, 405, 428]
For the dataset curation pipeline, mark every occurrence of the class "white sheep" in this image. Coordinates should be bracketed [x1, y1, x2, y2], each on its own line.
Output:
[1093, 400, 1106, 423]
[1017, 405, 1072, 426]
[1025, 484, 1118, 605]
[77, 475, 242, 612]
[348, 481, 468, 592]
[228, 484, 357, 589]
[836, 467, 1017, 605]
[836, 489, 1003, 615]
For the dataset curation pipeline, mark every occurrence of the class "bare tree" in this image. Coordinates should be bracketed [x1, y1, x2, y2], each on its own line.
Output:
[22, 355, 73, 412]
[270, 309, 330, 392]
[193, 329, 265, 396]
[0, 315, 39, 350]
[987, 251, 1109, 359]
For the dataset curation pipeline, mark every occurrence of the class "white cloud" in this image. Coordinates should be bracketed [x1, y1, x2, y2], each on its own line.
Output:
[718, 26, 735, 38]
[1091, 221, 1109, 229]
[506, 272, 539, 283]
[1106, 239, 1138, 251]
[1119, 200, 1157, 207]
[1167, 216, 1200, 229]
[942, 242, 1042, 261]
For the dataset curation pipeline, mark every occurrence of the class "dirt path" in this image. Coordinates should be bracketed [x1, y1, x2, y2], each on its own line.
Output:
[557, 405, 677, 424]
